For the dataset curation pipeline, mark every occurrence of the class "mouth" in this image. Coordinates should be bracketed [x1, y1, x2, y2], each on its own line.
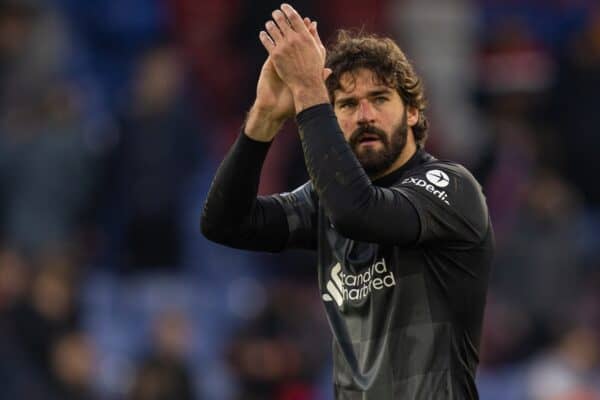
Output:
[357, 133, 382, 145]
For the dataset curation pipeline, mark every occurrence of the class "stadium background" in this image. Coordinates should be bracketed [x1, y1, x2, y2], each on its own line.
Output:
[0, 0, 599, 398]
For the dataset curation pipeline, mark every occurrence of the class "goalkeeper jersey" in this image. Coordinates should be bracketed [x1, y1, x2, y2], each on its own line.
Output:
[202, 103, 494, 399]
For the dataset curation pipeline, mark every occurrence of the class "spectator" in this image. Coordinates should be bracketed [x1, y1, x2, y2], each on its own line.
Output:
[100, 44, 203, 272]
[526, 323, 600, 399]
[127, 309, 195, 400]
[50, 331, 97, 400]
[227, 283, 329, 400]
[553, 8, 600, 205]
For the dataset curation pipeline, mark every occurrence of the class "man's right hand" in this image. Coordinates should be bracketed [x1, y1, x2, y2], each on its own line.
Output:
[246, 18, 326, 142]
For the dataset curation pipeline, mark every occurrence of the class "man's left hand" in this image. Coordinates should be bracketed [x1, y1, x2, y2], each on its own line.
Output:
[259, 3, 330, 113]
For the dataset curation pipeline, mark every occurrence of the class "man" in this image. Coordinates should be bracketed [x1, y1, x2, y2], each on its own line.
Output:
[201, 4, 493, 399]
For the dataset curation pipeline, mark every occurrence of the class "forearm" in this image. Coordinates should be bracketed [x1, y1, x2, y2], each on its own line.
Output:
[291, 81, 330, 115]
[201, 131, 289, 251]
[245, 105, 285, 142]
[296, 104, 420, 244]
[296, 104, 370, 221]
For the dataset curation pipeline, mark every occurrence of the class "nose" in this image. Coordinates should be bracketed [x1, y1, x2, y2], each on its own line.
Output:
[357, 99, 375, 124]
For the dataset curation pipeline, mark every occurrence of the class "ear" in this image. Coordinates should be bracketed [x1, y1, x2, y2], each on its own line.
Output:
[406, 106, 419, 128]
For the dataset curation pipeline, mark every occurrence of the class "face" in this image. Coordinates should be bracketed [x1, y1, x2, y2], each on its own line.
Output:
[333, 68, 417, 177]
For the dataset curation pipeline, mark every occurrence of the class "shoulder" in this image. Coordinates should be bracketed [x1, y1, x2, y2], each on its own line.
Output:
[408, 158, 479, 185]
[393, 158, 490, 242]
[396, 159, 484, 203]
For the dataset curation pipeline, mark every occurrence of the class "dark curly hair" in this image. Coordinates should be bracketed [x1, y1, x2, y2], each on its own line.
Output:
[325, 30, 429, 147]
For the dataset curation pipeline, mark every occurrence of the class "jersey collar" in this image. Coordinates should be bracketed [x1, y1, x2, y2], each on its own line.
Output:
[372, 148, 433, 187]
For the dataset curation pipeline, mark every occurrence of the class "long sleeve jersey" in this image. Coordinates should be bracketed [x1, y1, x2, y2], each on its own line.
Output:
[201, 103, 494, 399]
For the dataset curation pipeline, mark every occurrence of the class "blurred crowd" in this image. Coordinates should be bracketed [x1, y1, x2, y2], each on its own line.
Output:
[0, 0, 599, 399]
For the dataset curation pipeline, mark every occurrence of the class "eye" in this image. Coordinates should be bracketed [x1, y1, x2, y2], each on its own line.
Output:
[338, 100, 357, 110]
[373, 96, 388, 104]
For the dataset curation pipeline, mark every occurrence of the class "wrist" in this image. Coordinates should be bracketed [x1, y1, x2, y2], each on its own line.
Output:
[291, 82, 330, 115]
[244, 105, 285, 142]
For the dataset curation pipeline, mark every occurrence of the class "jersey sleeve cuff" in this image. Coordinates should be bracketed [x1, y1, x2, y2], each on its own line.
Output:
[296, 103, 335, 128]
[238, 129, 273, 157]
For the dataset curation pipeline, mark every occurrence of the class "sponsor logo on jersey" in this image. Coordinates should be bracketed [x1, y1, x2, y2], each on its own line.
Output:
[402, 170, 451, 205]
[426, 169, 450, 188]
[322, 259, 396, 307]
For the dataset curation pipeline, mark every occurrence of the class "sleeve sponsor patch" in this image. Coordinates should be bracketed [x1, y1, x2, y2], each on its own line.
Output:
[401, 169, 451, 205]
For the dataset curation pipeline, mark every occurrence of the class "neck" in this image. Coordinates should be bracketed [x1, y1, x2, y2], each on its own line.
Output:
[369, 134, 418, 181]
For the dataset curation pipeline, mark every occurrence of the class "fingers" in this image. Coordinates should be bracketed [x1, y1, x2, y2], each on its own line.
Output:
[281, 4, 308, 34]
[265, 20, 283, 44]
[303, 17, 311, 29]
[305, 18, 316, 41]
[307, 20, 316, 37]
[259, 31, 275, 53]
[304, 20, 326, 60]
[272, 9, 291, 36]
[263, 4, 319, 50]
[311, 21, 325, 49]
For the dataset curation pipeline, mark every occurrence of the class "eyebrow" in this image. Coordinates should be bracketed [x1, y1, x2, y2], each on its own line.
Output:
[335, 88, 394, 105]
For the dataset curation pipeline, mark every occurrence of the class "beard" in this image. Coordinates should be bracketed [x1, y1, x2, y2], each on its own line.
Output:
[349, 110, 408, 177]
